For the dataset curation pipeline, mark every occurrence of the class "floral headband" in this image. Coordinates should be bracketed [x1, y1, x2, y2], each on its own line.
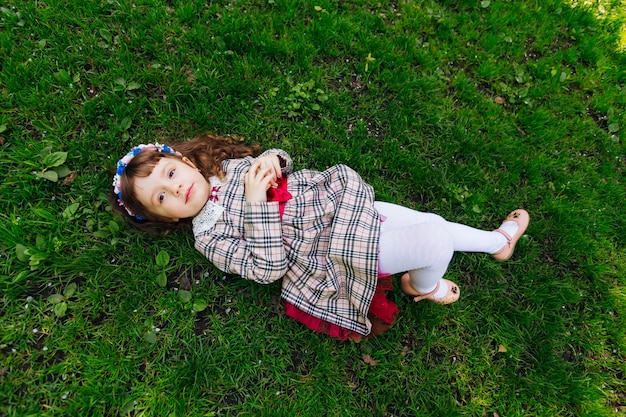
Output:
[112, 143, 180, 219]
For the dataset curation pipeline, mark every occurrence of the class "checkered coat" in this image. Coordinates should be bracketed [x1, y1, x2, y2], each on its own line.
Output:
[193, 149, 381, 335]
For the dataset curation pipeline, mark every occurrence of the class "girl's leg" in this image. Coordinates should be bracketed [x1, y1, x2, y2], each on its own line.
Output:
[375, 201, 522, 301]
[377, 221, 454, 297]
[374, 201, 518, 254]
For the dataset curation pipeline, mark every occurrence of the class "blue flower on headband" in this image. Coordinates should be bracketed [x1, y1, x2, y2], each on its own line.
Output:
[112, 143, 180, 219]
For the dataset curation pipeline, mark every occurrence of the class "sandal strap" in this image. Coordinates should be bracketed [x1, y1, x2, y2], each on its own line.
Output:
[418, 281, 440, 297]
[493, 228, 512, 242]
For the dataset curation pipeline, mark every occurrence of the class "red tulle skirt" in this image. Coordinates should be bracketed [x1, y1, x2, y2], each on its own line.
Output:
[284, 274, 399, 341]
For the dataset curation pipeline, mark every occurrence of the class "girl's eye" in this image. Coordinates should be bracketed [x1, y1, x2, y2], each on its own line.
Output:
[158, 193, 165, 203]
[168, 169, 175, 178]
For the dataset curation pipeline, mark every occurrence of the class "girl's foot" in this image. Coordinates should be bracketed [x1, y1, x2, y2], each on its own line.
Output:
[492, 209, 529, 261]
[400, 274, 460, 305]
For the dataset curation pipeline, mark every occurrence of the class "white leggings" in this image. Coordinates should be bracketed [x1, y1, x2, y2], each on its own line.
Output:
[375, 202, 506, 293]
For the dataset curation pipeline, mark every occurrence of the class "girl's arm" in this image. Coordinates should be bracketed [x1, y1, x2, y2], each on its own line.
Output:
[194, 202, 287, 284]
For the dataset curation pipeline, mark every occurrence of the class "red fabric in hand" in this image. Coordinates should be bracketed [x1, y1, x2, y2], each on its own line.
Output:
[266, 177, 292, 219]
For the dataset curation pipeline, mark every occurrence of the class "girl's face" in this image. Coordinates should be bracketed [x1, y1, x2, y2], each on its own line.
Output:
[133, 156, 211, 221]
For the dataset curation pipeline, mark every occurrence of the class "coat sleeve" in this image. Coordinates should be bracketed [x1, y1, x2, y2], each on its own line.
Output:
[194, 201, 287, 284]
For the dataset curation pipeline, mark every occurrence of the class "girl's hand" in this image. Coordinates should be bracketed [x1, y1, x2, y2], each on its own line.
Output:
[244, 156, 281, 202]
[255, 155, 282, 183]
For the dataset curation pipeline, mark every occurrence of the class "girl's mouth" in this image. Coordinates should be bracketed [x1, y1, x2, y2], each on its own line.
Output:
[185, 184, 193, 203]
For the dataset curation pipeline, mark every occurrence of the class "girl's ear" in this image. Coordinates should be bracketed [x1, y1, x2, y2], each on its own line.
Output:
[182, 156, 198, 169]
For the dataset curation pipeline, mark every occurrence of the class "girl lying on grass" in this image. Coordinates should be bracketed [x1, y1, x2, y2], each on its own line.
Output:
[110, 134, 529, 341]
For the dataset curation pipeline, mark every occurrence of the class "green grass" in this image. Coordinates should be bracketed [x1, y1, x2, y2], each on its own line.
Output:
[1, 0, 626, 415]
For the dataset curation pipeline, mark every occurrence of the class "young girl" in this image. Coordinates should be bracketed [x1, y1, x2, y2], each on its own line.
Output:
[111, 134, 529, 341]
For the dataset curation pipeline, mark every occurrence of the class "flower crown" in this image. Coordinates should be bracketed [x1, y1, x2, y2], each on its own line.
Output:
[112, 143, 181, 219]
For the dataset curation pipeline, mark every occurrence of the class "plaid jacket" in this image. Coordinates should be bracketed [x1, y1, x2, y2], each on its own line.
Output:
[193, 149, 381, 335]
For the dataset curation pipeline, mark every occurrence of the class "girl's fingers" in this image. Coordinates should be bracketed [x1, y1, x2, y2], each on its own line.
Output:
[255, 155, 282, 179]
[245, 156, 281, 200]
[268, 157, 282, 178]
[247, 165, 275, 189]
[244, 164, 277, 202]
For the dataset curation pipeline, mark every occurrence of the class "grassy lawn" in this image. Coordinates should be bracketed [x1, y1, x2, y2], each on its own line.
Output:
[1, 0, 625, 415]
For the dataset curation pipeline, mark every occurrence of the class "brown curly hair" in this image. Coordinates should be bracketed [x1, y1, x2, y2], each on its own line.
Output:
[109, 133, 261, 235]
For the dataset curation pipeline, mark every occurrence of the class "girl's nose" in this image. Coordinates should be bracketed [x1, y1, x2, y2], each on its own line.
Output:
[170, 183, 183, 194]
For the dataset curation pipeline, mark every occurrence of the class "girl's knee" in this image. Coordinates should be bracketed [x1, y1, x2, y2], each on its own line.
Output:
[421, 222, 454, 262]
